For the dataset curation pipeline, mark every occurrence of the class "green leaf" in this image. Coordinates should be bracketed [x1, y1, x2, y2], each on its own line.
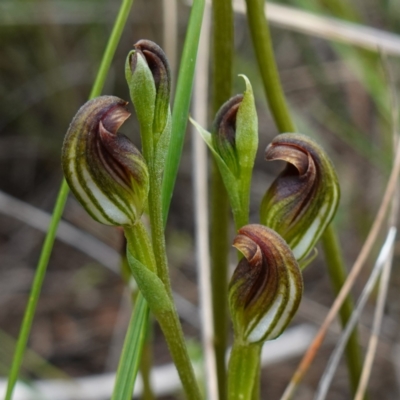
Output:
[126, 250, 173, 315]
[111, 293, 149, 400]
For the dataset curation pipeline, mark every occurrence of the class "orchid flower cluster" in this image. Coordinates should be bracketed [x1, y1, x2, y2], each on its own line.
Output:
[62, 39, 340, 400]
[191, 78, 339, 345]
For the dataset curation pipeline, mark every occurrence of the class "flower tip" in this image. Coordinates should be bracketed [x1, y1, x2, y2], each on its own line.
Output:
[238, 74, 253, 95]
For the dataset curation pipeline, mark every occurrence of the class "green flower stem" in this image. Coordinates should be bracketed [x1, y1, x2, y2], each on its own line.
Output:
[156, 309, 202, 400]
[321, 225, 363, 395]
[245, 0, 362, 393]
[4, 1, 135, 399]
[125, 223, 202, 400]
[210, 165, 230, 399]
[148, 165, 173, 299]
[211, 0, 234, 397]
[227, 340, 262, 400]
[245, 0, 295, 133]
[161, 0, 205, 222]
[233, 177, 252, 231]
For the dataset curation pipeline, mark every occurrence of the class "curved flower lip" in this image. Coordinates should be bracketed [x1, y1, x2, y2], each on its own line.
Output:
[62, 96, 149, 227]
[211, 94, 244, 176]
[261, 133, 340, 262]
[213, 94, 244, 146]
[132, 39, 171, 95]
[229, 224, 303, 343]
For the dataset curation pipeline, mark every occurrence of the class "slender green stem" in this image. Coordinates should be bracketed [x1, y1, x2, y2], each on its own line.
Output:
[232, 207, 249, 233]
[210, 165, 230, 398]
[125, 221, 156, 273]
[88, 0, 134, 99]
[245, 0, 295, 133]
[139, 332, 155, 400]
[321, 225, 363, 396]
[161, 0, 205, 222]
[233, 182, 252, 232]
[148, 165, 173, 299]
[157, 309, 202, 400]
[125, 223, 202, 400]
[227, 340, 262, 400]
[245, 0, 363, 393]
[4, 2, 135, 398]
[111, 294, 150, 400]
[211, 0, 234, 397]
[4, 181, 69, 400]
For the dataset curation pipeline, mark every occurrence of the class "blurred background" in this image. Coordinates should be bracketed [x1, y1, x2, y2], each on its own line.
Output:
[1, 0, 400, 398]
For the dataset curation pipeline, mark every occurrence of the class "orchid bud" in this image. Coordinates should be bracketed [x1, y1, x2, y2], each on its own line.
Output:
[229, 224, 303, 344]
[191, 75, 258, 223]
[125, 39, 171, 149]
[62, 96, 149, 226]
[260, 133, 340, 262]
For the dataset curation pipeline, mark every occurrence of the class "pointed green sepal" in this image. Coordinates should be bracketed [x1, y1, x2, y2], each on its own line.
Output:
[62, 96, 149, 226]
[211, 75, 258, 178]
[191, 75, 258, 225]
[235, 75, 258, 174]
[229, 224, 303, 344]
[260, 133, 340, 262]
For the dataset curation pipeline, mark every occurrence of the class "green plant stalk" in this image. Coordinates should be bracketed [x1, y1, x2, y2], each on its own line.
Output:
[244, 0, 363, 393]
[4, 1, 136, 399]
[139, 332, 155, 400]
[125, 224, 202, 400]
[161, 0, 205, 222]
[148, 165, 173, 299]
[210, 165, 230, 398]
[113, 222, 153, 400]
[227, 340, 262, 400]
[245, 0, 295, 133]
[119, 243, 154, 400]
[4, 181, 69, 400]
[211, 0, 234, 397]
[233, 177, 252, 231]
[321, 225, 363, 395]
[111, 293, 149, 400]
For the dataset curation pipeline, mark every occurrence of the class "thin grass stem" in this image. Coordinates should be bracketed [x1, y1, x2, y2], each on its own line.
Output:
[4, 181, 69, 400]
[4, 1, 135, 398]
[161, 0, 205, 222]
[314, 228, 397, 400]
[353, 248, 394, 400]
[232, 1, 400, 57]
[320, 226, 363, 394]
[245, 0, 295, 133]
[111, 293, 150, 400]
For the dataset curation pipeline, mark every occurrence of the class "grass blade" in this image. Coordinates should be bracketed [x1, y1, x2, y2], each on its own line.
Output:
[4, 1, 135, 398]
[111, 294, 149, 400]
[314, 227, 397, 400]
[161, 0, 205, 222]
